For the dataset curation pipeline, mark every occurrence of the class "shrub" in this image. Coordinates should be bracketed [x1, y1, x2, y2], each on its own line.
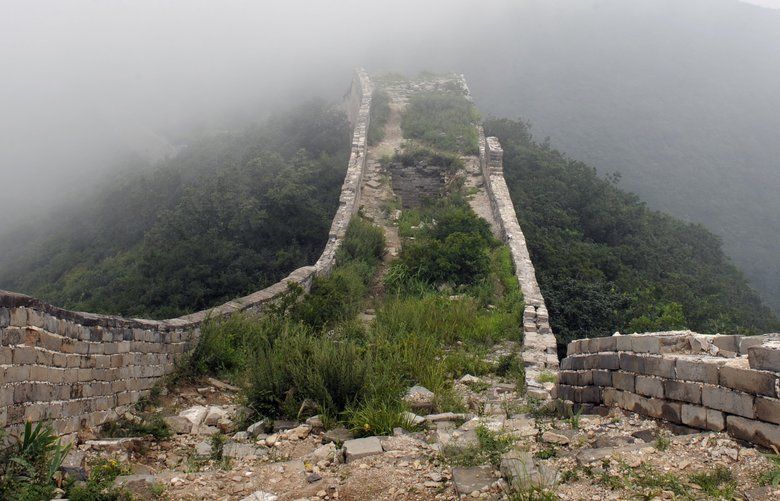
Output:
[0, 422, 71, 501]
[99, 414, 171, 441]
[367, 90, 391, 146]
[401, 92, 479, 154]
[245, 331, 369, 418]
[67, 458, 131, 501]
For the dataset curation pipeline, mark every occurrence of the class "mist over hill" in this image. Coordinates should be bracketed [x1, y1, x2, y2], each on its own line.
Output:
[1, 0, 778, 313]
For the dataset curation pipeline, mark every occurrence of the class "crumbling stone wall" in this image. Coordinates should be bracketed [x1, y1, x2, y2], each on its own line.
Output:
[477, 127, 558, 399]
[0, 69, 372, 439]
[558, 331, 780, 449]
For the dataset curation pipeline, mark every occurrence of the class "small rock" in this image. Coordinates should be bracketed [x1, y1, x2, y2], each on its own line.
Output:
[403, 385, 435, 410]
[401, 411, 425, 426]
[458, 374, 482, 385]
[204, 406, 230, 426]
[541, 431, 570, 445]
[343, 436, 383, 462]
[233, 431, 250, 441]
[164, 416, 193, 434]
[322, 427, 354, 446]
[306, 415, 324, 429]
[195, 440, 212, 456]
[179, 405, 209, 427]
[287, 424, 311, 440]
[306, 473, 322, 483]
[247, 419, 271, 437]
[207, 377, 240, 392]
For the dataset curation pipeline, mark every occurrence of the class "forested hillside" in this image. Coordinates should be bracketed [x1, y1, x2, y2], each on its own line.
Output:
[485, 118, 780, 346]
[0, 101, 351, 319]
[460, 0, 780, 314]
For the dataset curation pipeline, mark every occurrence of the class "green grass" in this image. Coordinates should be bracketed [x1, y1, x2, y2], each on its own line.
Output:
[100, 414, 171, 441]
[759, 453, 780, 486]
[689, 466, 737, 499]
[442, 426, 515, 467]
[368, 89, 391, 146]
[401, 92, 479, 154]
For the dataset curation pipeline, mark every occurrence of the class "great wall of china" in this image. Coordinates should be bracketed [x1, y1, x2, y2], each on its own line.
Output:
[2, 69, 780, 455]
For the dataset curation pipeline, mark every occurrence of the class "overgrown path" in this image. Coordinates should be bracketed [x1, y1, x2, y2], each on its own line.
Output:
[360, 98, 404, 302]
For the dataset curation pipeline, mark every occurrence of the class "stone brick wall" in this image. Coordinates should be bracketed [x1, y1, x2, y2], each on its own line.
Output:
[477, 127, 558, 399]
[558, 331, 780, 449]
[0, 69, 373, 440]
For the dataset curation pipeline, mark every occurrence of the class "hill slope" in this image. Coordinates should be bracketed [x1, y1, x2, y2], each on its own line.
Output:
[486, 118, 779, 345]
[0, 101, 350, 318]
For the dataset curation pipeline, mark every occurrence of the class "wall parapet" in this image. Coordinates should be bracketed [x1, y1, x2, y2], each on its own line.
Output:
[0, 69, 373, 439]
[558, 331, 780, 449]
[477, 127, 558, 399]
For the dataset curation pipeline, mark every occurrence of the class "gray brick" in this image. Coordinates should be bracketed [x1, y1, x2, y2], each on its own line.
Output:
[674, 357, 724, 384]
[706, 409, 725, 431]
[702, 385, 754, 418]
[593, 370, 612, 387]
[613, 371, 635, 392]
[663, 380, 702, 404]
[681, 404, 707, 429]
[631, 335, 661, 354]
[748, 342, 780, 373]
[727, 415, 780, 449]
[755, 396, 780, 425]
[719, 365, 777, 396]
[635, 375, 664, 398]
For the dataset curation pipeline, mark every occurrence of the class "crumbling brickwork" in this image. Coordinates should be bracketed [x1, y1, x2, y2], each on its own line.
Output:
[558, 331, 780, 449]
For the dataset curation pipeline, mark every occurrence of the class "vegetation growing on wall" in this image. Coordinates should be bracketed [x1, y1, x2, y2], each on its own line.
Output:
[367, 89, 391, 146]
[485, 118, 780, 346]
[0, 101, 351, 319]
[188, 200, 523, 435]
[401, 92, 479, 154]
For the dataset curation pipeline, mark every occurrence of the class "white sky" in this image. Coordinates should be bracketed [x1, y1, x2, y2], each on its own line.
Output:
[739, 0, 780, 8]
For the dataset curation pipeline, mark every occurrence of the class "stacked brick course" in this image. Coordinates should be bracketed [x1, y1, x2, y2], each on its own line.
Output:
[0, 69, 373, 439]
[558, 331, 780, 449]
[477, 127, 558, 399]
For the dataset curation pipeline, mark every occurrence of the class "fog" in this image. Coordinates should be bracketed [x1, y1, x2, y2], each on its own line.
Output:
[2, 0, 779, 311]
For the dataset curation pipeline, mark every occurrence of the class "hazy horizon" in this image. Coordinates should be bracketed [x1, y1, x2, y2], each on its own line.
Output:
[2, 0, 779, 313]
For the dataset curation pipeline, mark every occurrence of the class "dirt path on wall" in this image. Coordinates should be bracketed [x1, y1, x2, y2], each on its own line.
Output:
[463, 154, 501, 238]
[359, 100, 405, 302]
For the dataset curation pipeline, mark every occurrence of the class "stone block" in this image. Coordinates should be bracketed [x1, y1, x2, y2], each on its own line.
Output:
[0, 346, 12, 364]
[663, 380, 702, 404]
[9, 308, 27, 327]
[558, 371, 577, 386]
[720, 365, 777, 397]
[577, 370, 594, 386]
[706, 408, 726, 431]
[612, 371, 635, 392]
[343, 436, 383, 462]
[674, 356, 724, 384]
[593, 370, 612, 387]
[748, 341, 780, 372]
[635, 375, 664, 398]
[631, 335, 661, 354]
[712, 335, 742, 353]
[591, 336, 617, 353]
[0, 308, 9, 328]
[755, 396, 780, 425]
[727, 415, 780, 449]
[681, 404, 707, 429]
[452, 466, 495, 496]
[12, 346, 37, 365]
[740, 335, 769, 355]
[702, 385, 754, 418]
